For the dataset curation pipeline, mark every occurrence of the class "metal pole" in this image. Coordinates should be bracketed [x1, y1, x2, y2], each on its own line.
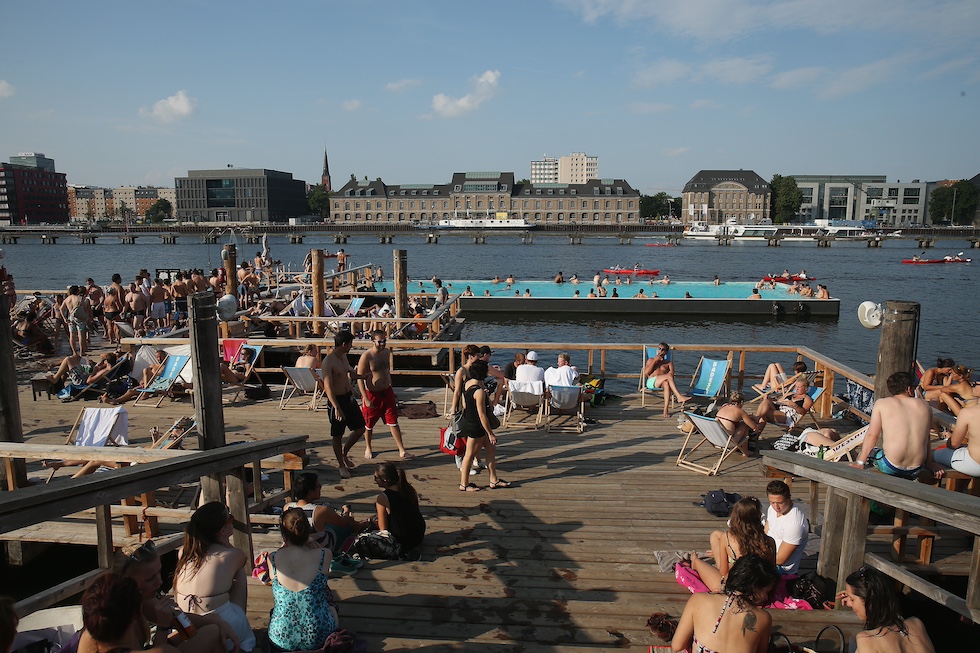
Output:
[189, 292, 227, 503]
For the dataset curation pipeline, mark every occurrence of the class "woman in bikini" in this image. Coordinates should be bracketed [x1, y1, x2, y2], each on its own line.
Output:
[931, 365, 979, 416]
[643, 342, 692, 418]
[713, 392, 763, 457]
[838, 565, 935, 652]
[173, 503, 255, 652]
[76, 573, 178, 653]
[672, 554, 778, 653]
[920, 357, 954, 403]
[690, 498, 776, 593]
[753, 378, 812, 432]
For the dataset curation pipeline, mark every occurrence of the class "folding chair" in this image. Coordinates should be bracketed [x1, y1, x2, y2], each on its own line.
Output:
[687, 354, 732, 405]
[221, 338, 247, 365]
[675, 412, 741, 476]
[67, 354, 132, 402]
[150, 416, 197, 450]
[545, 385, 587, 433]
[823, 425, 870, 462]
[748, 369, 822, 406]
[133, 354, 190, 407]
[639, 345, 671, 407]
[502, 380, 545, 429]
[279, 367, 323, 410]
[49, 407, 129, 481]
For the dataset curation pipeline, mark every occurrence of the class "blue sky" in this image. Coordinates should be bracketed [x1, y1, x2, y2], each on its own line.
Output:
[1, 0, 978, 195]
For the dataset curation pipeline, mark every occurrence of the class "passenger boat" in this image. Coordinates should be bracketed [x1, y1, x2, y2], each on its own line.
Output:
[902, 257, 972, 264]
[427, 213, 535, 229]
[603, 268, 660, 276]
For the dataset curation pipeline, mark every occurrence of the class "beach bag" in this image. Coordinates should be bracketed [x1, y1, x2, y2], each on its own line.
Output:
[244, 384, 271, 400]
[700, 489, 741, 517]
[70, 302, 87, 322]
[772, 432, 799, 451]
[675, 563, 710, 594]
[352, 529, 401, 560]
[439, 425, 465, 456]
[788, 573, 836, 610]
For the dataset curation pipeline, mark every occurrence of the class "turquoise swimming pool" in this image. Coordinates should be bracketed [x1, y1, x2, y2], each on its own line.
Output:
[412, 279, 790, 300]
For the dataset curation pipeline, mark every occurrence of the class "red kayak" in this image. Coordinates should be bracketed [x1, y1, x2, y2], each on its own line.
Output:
[604, 268, 660, 276]
[902, 258, 972, 264]
[762, 275, 816, 283]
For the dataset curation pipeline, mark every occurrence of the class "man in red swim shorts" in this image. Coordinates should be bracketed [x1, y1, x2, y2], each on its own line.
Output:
[358, 330, 413, 460]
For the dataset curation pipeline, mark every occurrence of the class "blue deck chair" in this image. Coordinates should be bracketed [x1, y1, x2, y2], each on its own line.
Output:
[676, 412, 741, 476]
[686, 354, 733, 406]
[133, 354, 190, 408]
[639, 345, 672, 408]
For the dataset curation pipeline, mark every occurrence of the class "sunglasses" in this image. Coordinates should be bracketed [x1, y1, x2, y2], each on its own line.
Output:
[121, 539, 157, 571]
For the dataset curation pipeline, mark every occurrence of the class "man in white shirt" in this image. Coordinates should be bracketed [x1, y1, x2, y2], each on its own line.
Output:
[544, 353, 579, 388]
[764, 480, 809, 575]
[515, 351, 545, 384]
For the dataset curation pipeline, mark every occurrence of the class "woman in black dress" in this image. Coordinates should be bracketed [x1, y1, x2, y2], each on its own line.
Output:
[458, 361, 511, 491]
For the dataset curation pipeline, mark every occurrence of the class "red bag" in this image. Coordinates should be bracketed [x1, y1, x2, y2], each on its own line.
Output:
[439, 426, 465, 456]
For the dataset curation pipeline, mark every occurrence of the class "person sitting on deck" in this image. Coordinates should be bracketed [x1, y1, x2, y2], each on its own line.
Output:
[113, 540, 233, 653]
[848, 371, 944, 480]
[366, 461, 427, 557]
[764, 480, 808, 575]
[544, 352, 579, 388]
[838, 565, 936, 653]
[929, 364, 979, 416]
[754, 378, 813, 432]
[173, 503, 256, 652]
[76, 574, 179, 653]
[643, 342, 692, 419]
[294, 344, 321, 370]
[690, 497, 776, 592]
[933, 401, 980, 477]
[713, 392, 762, 457]
[754, 361, 807, 396]
[284, 473, 371, 566]
[515, 351, 545, 384]
[671, 555, 778, 653]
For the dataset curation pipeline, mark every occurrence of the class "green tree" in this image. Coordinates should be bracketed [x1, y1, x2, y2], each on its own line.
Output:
[770, 174, 803, 224]
[307, 184, 331, 219]
[640, 192, 676, 219]
[929, 181, 979, 225]
[145, 198, 173, 223]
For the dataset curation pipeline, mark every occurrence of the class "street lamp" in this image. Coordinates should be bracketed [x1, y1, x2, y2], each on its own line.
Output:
[950, 187, 957, 225]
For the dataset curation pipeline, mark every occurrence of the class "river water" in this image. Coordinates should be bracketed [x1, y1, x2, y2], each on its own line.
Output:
[3, 234, 976, 374]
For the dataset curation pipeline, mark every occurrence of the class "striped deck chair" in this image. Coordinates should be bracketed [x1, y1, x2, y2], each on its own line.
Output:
[279, 367, 323, 410]
[133, 354, 190, 407]
[676, 412, 741, 476]
[686, 353, 733, 407]
[823, 425, 870, 462]
[150, 416, 197, 450]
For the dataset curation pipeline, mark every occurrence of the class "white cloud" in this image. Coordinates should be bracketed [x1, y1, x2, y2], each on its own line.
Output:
[771, 66, 826, 89]
[139, 90, 196, 123]
[628, 102, 673, 114]
[701, 55, 772, 85]
[663, 146, 690, 157]
[632, 59, 691, 88]
[690, 99, 722, 109]
[342, 99, 363, 111]
[817, 55, 907, 100]
[431, 70, 500, 118]
[385, 78, 421, 92]
[0, 80, 14, 99]
[919, 57, 976, 80]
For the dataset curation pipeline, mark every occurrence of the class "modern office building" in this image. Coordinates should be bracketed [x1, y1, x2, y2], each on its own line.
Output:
[530, 152, 598, 184]
[331, 171, 640, 225]
[0, 155, 70, 225]
[174, 168, 308, 223]
[791, 175, 928, 226]
[9, 152, 56, 173]
[681, 170, 771, 225]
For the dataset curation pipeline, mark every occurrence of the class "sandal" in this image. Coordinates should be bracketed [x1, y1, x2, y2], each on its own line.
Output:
[489, 479, 512, 489]
[459, 483, 480, 492]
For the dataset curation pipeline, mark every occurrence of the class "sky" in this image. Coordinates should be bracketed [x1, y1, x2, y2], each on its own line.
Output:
[1, 0, 978, 196]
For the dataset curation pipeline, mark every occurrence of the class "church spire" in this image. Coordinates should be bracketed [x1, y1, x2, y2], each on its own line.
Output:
[321, 146, 332, 192]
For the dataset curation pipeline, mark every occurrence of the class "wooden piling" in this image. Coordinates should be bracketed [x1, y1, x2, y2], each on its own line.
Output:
[311, 249, 325, 336]
[223, 244, 237, 301]
[188, 292, 227, 504]
[394, 250, 409, 321]
[0, 289, 27, 490]
[874, 300, 920, 399]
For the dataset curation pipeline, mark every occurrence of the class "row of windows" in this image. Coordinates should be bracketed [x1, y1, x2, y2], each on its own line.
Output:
[338, 199, 637, 211]
[337, 212, 638, 222]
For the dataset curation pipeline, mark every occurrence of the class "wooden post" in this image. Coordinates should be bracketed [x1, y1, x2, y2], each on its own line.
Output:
[225, 468, 253, 569]
[311, 249, 325, 336]
[223, 244, 238, 301]
[837, 491, 871, 591]
[394, 249, 408, 320]
[189, 292, 227, 503]
[874, 300, 919, 399]
[818, 486, 847, 583]
[0, 290, 27, 490]
[94, 503, 113, 569]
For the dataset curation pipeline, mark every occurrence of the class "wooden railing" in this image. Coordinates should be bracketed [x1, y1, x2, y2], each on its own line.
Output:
[763, 450, 980, 623]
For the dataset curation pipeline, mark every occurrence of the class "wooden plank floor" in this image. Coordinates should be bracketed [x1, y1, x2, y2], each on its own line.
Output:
[15, 378, 934, 651]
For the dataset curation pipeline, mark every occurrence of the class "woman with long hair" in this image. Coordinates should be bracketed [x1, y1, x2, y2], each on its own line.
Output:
[267, 508, 339, 652]
[672, 555, 778, 653]
[839, 566, 935, 652]
[284, 472, 370, 574]
[372, 461, 425, 554]
[77, 574, 178, 653]
[690, 498, 776, 593]
[458, 361, 510, 491]
[112, 540, 230, 653]
[172, 503, 255, 652]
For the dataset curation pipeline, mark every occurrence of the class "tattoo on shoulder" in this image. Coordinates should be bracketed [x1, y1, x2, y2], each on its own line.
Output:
[740, 611, 757, 636]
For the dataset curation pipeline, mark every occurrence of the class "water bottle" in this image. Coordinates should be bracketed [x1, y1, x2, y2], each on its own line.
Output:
[817, 445, 825, 459]
[172, 608, 197, 639]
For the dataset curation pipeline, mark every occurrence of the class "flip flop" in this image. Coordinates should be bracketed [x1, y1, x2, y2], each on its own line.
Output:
[459, 483, 480, 492]
[489, 479, 512, 489]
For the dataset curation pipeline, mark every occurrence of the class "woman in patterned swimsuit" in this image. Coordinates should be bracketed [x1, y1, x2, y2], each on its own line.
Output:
[672, 555, 778, 653]
[267, 508, 339, 652]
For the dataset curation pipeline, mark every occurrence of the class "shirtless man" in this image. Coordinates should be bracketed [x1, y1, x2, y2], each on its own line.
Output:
[934, 402, 980, 477]
[148, 278, 171, 326]
[320, 331, 365, 479]
[643, 342, 692, 418]
[358, 329, 412, 460]
[125, 282, 148, 332]
[191, 269, 210, 293]
[64, 285, 91, 357]
[86, 278, 106, 338]
[336, 249, 347, 272]
[849, 371, 943, 480]
[171, 272, 190, 323]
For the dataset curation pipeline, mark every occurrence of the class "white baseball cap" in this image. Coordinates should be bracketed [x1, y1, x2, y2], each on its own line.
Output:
[526, 351, 538, 361]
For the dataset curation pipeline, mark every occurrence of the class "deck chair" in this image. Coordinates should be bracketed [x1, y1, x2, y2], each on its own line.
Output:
[114, 321, 136, 339]
[442, 372, 457, 416]
[49, 407, 129, 481]
[639, 345, 671, 408]
[133, 354, 190, 407]
[222, 338, 247, 365]
[66, 354, 132, 402]
[545, 385, 587, 433]
[279, 367, 323, 410]
[748, 369, 822, 406]
[503, 380, 545, 429]
[686, 354, 733, 407]
[676, 412, 741, 476]
[150, 416, 197, 450]
[823, 425, 870, 462]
